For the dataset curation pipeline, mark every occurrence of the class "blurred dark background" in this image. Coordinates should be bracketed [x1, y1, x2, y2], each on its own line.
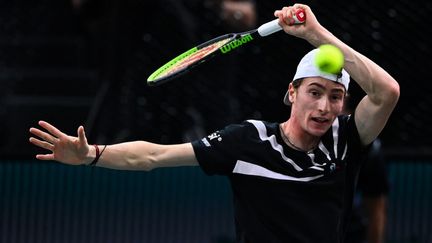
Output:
[1, 0, 431, 158]
[1, 0, 432, 243]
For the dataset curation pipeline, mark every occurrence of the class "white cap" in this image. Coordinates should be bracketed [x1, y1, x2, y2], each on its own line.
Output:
[283, 48, 350, 105]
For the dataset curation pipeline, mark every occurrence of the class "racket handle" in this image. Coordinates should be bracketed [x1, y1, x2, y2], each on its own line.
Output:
[257, 9, 306, 37]
[257, 19, 282, 37]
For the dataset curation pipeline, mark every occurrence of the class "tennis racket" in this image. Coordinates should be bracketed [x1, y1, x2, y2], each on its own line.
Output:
[147, 9, 306, 86]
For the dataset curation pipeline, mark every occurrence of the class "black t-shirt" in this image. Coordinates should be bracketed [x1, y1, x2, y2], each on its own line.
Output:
[192, 115, 369, 243]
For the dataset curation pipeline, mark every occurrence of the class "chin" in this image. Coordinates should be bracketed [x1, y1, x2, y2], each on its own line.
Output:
[310, 131, 327, 137]
[307, 120, 334, 136]
[308, 126, 331, 137]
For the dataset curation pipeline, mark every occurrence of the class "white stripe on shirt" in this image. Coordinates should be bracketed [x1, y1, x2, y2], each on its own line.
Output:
[247, 120, 303, 171]
[233, 160, 324, 182]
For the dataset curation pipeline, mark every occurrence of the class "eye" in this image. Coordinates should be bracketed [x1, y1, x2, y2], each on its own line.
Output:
[332, 95, 343, 100]
[331, 94, 344, 102]
[309, 90, 321, 97]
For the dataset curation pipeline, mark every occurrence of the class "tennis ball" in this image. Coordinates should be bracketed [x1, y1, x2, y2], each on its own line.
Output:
[315, 44, 344, 74]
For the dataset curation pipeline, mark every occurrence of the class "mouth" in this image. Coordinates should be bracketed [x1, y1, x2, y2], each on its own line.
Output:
[311, 117, 330, 124]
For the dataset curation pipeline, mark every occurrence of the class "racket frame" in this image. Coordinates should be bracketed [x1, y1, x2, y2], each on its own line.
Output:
[147, 8, 305, 85]
[147, 30, 258, 86]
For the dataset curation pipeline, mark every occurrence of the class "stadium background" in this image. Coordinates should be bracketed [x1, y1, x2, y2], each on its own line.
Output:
[1, 0, 431, 242]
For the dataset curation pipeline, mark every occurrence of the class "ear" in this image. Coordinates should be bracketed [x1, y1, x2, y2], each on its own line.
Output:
[288, 83, 296, 104]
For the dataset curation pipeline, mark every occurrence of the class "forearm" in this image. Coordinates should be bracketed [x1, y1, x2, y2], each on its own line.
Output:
[307, 27, 400, 106]
[276, 4, 399, 105]
[86, 141, 198, 171]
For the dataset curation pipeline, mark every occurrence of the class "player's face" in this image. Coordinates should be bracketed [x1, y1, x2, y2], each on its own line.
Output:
[289, 77, 345, 137]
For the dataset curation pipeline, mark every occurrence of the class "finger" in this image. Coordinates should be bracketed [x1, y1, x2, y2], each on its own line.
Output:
[278, 6, 292, 25]
[35, 154, 55, 161]
[29, 127, 58, 144]
[274, 10, 286, 27]
[293, 3, 308, 10]
[29, 137, 55, 151]
[77, 126, 88, 146]
[281, 7, 289, 20]
[38, 120, 65, 138]
[293, 4, 310, 20]
[287, 7, 297, 25]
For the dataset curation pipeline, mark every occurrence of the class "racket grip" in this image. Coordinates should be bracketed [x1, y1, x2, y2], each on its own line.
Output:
[258, 9, 306, 37]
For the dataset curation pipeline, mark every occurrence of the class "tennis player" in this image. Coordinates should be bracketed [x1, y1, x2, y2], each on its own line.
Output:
[29, 4, 399, 243]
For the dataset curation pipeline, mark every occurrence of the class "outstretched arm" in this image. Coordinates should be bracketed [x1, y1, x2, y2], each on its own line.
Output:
[275, 4, 400, 145]
[29, 120, 198, 171]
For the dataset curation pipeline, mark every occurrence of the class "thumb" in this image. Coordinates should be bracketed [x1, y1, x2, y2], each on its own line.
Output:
[77, 126, 88, 146]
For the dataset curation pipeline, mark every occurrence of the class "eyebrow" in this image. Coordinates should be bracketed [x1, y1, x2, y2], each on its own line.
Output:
[308, 82, 345, 93]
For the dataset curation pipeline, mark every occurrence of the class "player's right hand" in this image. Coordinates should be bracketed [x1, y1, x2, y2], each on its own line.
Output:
[29, 120, 91, 165]
[274, 4, 322, 42]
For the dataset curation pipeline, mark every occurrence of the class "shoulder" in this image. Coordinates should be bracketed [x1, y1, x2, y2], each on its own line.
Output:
[337, 114, 353, 126]
[196, 119, 279, 148]
[332, 114, 356, 135]
[320, 114, 365, 150]
[321, 114, 353, 141]
[220, 119, 278, 135]
[335, 113, 371, 154]
[234, 119, 280, 139]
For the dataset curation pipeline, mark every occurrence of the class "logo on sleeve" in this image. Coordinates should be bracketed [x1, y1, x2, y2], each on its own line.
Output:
[208, 131, 222, 142]
[201, 131, 222, 147]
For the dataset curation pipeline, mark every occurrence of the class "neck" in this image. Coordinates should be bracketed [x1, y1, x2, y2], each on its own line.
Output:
[280, 120, 318, 152]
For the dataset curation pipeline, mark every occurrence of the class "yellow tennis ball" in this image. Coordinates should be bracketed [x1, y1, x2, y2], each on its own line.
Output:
[315, 44, 344, 74]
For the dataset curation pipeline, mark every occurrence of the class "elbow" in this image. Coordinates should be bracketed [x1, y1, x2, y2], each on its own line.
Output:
[376, 78, 400, 107]
[126, 151, 156, 171]
[386, 79, 400, 105]
[144, 154, 157, 171]
[369, 78, 400, 108]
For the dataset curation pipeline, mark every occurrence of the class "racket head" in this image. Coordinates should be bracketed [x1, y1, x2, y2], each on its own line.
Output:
[147, 34, 236, 86]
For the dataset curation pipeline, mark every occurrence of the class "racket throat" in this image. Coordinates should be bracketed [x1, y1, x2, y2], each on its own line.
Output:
[220, 34, 254, 54]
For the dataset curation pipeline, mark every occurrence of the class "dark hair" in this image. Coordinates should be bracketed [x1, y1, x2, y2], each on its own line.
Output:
[292, 79, 303, 89]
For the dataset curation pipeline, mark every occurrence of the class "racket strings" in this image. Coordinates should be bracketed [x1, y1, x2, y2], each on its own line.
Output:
[169, 39, 230, 73]
[148, 37, 232, 82]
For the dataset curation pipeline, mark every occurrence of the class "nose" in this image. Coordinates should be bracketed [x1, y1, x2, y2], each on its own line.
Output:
[317, 97, 330, 114]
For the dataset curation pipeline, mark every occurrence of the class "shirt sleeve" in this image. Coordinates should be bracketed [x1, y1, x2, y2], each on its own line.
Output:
[191, 121, 253, 176]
